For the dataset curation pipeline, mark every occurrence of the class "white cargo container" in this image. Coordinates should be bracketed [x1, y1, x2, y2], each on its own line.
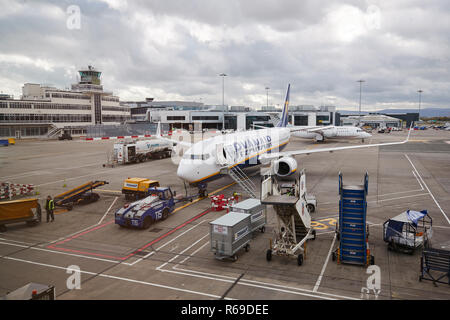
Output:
[210, 212, 252, 261]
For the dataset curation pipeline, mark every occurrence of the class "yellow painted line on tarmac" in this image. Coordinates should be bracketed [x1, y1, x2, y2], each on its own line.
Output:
[172, 181, 237, 214]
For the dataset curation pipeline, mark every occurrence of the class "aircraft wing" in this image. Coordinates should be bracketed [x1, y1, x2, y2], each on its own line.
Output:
[259, 127, 412, 161]
[155, 122, 193, 147]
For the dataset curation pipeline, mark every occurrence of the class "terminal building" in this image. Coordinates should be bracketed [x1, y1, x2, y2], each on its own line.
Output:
[126, 102, 338, 131]
[0, 66, 130, 138]
[339, 112, 419, 128]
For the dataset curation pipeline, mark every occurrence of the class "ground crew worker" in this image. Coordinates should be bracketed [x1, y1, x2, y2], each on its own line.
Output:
[232, 191, 239, 203]
[45, 195, 55, 222]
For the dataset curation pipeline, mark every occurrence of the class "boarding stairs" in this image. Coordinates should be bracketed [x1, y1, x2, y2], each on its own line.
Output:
[333, 172, 374, 266]
[261, 168, 315, 265]
[216, 144, 257, 198]
[47, 125, 62, 139]
[220, 166, 257, 199]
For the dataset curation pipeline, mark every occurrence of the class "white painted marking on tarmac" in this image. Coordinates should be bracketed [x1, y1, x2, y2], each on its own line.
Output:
[405, 154, 450, 225]
[176, 241, 209, 266]
[156, 234, 209, 271]
[1, 255, 227, 300]
[126, 220, 207, 266]
[163, 238, 359, 300]
[369, 193, 428, 203]
[412, 170, 424, 190]
[313, 234, 336, 292]
[0, 241, 120, 264]
[98, 196, 118, 225]
[0, 237, 36, 246]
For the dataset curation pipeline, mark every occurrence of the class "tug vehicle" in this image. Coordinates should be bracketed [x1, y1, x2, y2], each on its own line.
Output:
[115, 187, 176, 229]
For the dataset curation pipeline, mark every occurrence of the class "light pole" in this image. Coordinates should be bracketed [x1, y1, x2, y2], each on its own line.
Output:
[219, 73, 227, 130]
[265, 87, 270, 109]
[417, 89, 423, 122]
[357, 80, 365, 126]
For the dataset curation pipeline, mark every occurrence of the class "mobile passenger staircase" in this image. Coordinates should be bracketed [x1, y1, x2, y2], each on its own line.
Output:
[261, 168, 316, 266]
[216, 144, 257, 198]
[332, 172, 375, 266]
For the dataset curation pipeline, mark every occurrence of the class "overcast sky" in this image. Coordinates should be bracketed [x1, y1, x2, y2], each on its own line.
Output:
[0, 0, 449, 111]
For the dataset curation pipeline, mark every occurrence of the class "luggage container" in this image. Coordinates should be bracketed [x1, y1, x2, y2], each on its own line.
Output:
[210, 212, 251, 261]
[383, 209, 432, 254]
[230, 198, 267, 233]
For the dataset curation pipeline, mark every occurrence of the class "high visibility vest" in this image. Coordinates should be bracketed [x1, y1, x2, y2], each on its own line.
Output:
[48, 200, 55, 210]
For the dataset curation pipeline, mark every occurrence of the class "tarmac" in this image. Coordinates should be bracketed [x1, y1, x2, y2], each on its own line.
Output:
[0, 129, 449, 300]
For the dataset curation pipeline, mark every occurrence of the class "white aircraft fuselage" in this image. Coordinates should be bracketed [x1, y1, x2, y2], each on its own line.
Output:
[177, 127, 290, 184]
[292, 126, 371, 141]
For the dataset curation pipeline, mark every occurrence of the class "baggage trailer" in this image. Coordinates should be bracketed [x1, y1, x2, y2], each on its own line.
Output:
[210, 212, 252, 262]
[230, 198, 267, 234]
[332, 172, 374, 266]
[0, 198, 41, 232]
[54, 181, 108, 210]
[383, 209, 432, 254]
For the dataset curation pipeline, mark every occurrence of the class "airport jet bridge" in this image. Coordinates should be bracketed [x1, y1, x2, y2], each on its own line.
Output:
[261, 167, 316, 266]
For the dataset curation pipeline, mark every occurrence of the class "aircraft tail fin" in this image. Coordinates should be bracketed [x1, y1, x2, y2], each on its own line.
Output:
[277, 84, 290, 127]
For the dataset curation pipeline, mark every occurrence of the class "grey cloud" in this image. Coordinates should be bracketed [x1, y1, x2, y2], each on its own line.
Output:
[0, 0, 449, 110]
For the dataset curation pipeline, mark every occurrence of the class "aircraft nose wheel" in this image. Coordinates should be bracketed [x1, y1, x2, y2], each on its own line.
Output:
[297, 253, 304, 266]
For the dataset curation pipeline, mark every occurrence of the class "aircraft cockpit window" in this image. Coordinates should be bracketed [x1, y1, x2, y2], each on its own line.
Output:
[187, 154, 210, 160]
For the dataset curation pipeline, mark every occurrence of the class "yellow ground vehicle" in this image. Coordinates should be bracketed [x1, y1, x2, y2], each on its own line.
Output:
[122, 178, 160, 200]
[0, 198, 41, 232]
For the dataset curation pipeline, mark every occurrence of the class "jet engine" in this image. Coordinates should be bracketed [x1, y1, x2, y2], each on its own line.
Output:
[274, 157, 297, 177]
[323, 127, 337, 138]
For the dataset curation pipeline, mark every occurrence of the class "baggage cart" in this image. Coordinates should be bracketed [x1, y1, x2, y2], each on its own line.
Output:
[210, 212, 252, 261]
[230, 198, 267, 233]
[383, 210, 432, 254]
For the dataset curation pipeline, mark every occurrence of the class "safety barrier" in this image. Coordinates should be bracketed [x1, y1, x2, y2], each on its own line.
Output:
[0, 182, 35, 200]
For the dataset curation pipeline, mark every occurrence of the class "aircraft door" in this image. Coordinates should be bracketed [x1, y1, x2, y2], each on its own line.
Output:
[215, 143, 228, 166]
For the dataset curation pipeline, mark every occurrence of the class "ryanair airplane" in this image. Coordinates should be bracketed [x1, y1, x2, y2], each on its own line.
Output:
[159, 84, 410, 188]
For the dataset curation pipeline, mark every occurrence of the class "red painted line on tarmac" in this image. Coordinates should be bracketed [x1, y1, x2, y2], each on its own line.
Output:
[51, 220, 115, 246]
[117, 136, 124, 139]
[47, 208, 211, 261]
[47, 245, 125, 260]
[121, 208, 211, 260]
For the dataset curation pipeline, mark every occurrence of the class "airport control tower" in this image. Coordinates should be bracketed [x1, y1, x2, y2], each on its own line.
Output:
[71, 66, 108, 124]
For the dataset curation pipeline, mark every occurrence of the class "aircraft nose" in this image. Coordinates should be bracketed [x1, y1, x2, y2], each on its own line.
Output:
[177, 161, 193, 182]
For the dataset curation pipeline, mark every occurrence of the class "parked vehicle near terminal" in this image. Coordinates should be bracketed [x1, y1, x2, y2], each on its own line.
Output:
[58, 130, 73, 140]
[113, 139, 172, 164]
[115, 187, 176, 229]
[122, 178, 160, 201]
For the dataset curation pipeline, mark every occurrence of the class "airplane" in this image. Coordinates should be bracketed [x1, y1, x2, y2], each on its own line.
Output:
[290, 125, 372, 142]
[157, 84, 411, 192]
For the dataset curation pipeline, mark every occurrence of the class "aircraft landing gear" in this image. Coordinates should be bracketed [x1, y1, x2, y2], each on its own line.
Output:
[198, 182, 208, 198]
